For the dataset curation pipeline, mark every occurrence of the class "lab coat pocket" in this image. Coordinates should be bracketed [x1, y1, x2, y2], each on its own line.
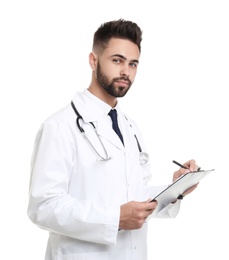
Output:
[57, 251, 108, 260]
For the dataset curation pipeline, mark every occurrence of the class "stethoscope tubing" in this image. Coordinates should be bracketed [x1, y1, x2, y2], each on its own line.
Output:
[71, 101, 110, 161]
[70, 100, 149, 164]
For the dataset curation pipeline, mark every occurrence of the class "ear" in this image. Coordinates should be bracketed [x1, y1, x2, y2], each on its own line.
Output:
[89, 52, 97, 71]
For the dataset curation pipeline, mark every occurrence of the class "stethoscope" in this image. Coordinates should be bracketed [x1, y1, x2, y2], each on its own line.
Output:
[71, 101, 149, 165]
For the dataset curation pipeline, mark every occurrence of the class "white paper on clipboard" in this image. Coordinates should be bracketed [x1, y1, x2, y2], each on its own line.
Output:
[151, 169, 214, 215]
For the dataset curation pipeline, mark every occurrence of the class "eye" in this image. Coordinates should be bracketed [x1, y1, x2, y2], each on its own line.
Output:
[112, 58, 122, 64]
[129, 62, 138, 68]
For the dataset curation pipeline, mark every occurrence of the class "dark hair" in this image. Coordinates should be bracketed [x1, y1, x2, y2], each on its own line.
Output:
[93, 19, 142, 53]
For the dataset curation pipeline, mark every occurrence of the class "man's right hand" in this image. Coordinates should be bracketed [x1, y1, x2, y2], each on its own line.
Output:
[119, 199, 158, 230]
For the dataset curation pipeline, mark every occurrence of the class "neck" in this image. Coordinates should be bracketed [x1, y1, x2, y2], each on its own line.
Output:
[88, 82, 117, 108]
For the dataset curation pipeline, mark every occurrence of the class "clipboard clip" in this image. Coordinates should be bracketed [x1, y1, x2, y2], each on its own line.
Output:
[177, 194, 184, 200]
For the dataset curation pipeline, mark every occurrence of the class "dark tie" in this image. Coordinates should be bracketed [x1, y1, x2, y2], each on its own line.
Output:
[108, 109, 124, 145]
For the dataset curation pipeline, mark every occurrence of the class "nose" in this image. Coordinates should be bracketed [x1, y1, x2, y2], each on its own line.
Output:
[120, 63, 130, 78]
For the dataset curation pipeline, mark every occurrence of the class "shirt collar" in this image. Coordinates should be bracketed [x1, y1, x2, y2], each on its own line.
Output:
[83, 89, 119, 115]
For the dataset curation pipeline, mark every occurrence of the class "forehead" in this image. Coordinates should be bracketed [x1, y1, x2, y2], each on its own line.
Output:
[102, 38, 140, 60]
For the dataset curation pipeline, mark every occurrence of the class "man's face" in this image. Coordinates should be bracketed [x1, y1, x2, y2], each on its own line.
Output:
[95, 38, 140, 98]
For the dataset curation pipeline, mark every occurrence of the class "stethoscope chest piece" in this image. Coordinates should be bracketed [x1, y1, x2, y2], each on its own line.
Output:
[139, 152, 149, 165]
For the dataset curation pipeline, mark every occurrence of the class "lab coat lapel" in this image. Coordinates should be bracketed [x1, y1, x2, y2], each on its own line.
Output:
[96, 119, 124, 150]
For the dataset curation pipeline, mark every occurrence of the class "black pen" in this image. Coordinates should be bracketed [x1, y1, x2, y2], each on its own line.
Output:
[172, 160, 188, 169]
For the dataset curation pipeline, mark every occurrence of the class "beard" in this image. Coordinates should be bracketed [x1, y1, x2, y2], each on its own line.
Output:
[96, 62, 132, 98]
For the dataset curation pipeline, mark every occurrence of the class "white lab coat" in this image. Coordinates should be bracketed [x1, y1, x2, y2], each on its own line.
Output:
[27, 89, 180, 260]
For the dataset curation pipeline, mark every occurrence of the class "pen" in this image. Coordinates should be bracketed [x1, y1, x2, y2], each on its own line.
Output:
[172, 160, 188, 169]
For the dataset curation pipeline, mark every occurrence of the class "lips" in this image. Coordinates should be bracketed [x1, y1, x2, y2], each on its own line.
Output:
[115, 80, 130, 87]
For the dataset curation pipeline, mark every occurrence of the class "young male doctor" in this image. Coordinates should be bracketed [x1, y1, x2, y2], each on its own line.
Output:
[27, 19, 199, 260]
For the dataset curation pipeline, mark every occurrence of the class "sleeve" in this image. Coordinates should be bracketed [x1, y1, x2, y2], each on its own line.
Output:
[153, 200, 181, 218]
[27, 118, 120, 245]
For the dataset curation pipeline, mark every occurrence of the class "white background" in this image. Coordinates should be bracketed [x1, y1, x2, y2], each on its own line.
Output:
[1, 0, 228, 259]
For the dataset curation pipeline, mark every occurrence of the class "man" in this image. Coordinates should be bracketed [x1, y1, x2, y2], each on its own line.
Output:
[28, 19, 198, 259]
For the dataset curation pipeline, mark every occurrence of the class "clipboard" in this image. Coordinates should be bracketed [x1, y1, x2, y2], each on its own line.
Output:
[151, 169, 215, 215]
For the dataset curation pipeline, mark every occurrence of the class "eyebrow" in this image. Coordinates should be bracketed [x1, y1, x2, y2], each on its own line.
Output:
[111, 54, 139, 64]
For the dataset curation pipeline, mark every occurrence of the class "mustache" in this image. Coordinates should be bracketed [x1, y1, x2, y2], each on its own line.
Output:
[113, 76, 131, 84]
